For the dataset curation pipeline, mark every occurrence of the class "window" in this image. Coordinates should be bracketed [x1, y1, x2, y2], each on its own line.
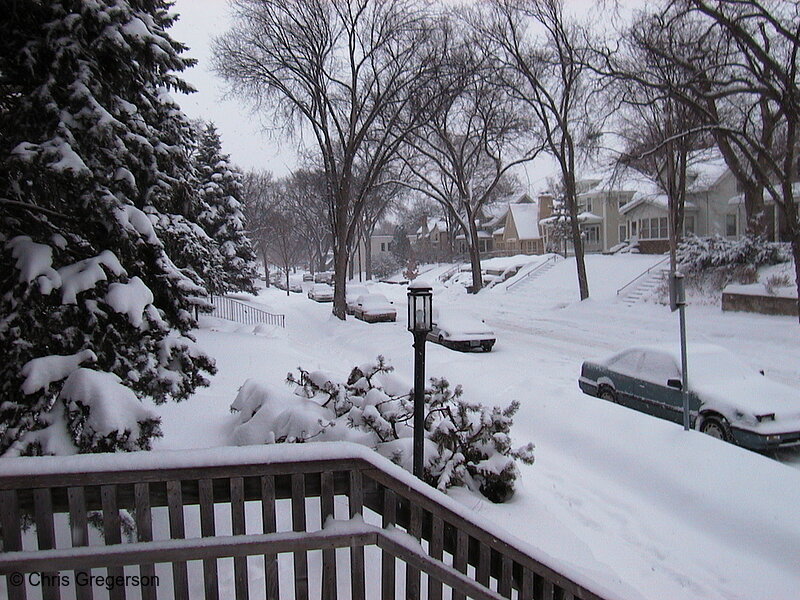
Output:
[619, 224, 627, 242]
[584, 225, 600, 244]
[639, 217, 668, 240]
[630, 220, 637, 236]
[585, 199, 593, 213]
[658, 217, 668, 239]
[380, 243, 385, 252]
[726, 214, 737, 237]
[607, 351, 644, 377]
[638, 351, 681, 385]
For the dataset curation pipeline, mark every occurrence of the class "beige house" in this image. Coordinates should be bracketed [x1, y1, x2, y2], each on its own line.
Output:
[493, 202, 545, 255]
[540, 176, 633, 254]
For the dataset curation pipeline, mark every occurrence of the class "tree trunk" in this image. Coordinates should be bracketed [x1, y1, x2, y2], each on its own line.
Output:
[365, 237, 373, 281]
[743, 184, 768, 238]
[262, 248, 270, 286]
[564, 175, 589, 300]
[284, 269, 290, 297]
[332, 247, 348, 319]
[791, 236, 800, 325]
[466, 215, 483, 293]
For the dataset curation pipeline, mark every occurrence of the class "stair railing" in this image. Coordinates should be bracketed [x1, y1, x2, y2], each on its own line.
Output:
[504, 255, 562, 291]
[210, 294, 285, 328]
[615, 256, 670, 296]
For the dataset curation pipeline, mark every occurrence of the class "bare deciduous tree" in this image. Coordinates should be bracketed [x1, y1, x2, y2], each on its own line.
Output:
[479, 0, 602, 300]
[214, 0, 441, 318]
[401, 29, 540, 292]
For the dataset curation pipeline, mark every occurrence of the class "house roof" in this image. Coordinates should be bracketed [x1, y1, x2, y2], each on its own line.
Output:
[416, 218, 448, 235]
[620, 195, 699, 215]
[508, 203, 542, 239]
[494, 227, 505, 236]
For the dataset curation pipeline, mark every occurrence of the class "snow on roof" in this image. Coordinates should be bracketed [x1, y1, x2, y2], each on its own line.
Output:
[455, 230, 493, 240]
[494, 227, 505, 236]
[620, 195, 699, 215]
[686, 152, 729, 192]
[577, 211, 603, 224]
[509, 203, 542, 239]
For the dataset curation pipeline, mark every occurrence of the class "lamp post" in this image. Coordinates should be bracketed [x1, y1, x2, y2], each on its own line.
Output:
[407, 282, 433, 480]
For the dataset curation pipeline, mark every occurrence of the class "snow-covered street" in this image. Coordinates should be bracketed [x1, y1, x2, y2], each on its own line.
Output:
[152, 255, 800, 600]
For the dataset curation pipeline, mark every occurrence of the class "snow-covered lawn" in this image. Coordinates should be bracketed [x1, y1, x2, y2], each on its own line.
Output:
[153, 255, 800, 600]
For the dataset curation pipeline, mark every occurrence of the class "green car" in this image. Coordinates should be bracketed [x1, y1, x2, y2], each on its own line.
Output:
[579, 344, 800, 452]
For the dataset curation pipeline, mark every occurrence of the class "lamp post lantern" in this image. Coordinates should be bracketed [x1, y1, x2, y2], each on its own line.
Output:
[407, 282, 433, 479]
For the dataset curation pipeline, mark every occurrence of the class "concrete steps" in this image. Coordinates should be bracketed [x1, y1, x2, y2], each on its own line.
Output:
[621, 268, 669, 305]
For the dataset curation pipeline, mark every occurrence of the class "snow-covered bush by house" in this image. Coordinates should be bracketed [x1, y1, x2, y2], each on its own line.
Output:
[230, 356, 534, 502]
[677, 236, 791, 292]
[372, 253, 402, 280]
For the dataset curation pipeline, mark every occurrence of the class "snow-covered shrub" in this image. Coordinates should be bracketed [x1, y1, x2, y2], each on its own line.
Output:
[764, 273, 793, 295]
[677, 235, 790, 291]
[231, 356, 534, 502]
[0, 0, 216, 456]
[372, 254, 402, 280]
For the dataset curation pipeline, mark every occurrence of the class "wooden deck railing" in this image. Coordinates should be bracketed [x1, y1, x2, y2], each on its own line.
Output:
[0, 444, 610, 600]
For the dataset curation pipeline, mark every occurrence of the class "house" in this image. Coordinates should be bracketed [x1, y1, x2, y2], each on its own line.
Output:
[493, 201, 546, 255]
[619, 153, 739, 253]
[454, 193, 544, 255]
[539, 175, 635, 254]
[538, 153, 765, 255]
[415, 218, 450, 248]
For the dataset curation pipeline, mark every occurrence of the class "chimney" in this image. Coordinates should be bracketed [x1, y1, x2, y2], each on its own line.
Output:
[538, 194, 553, 220]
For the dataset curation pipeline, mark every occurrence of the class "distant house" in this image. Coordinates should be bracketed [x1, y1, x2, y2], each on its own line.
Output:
[539, 175, 635, 254]
[416, 218, 450, 248]
[454, 193, 549, 256]
[619, 153, 739, 253]
[493, 202, 545, 255]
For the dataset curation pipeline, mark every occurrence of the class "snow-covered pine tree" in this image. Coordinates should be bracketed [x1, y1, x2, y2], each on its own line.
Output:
[193, 122, 258, 294]
[0, 0, 216, 456]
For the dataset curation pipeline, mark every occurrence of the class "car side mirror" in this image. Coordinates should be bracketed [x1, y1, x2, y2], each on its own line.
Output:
[667, 378, 683, 390]
[759, 369, 765, 376]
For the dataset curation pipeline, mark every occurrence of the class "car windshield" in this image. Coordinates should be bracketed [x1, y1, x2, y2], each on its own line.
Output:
[688, 349, 752, 386]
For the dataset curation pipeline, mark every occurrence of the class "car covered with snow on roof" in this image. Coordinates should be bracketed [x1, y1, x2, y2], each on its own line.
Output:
[345, 284, 370, 315]
[307, 283, 334, 302]
[352, 294, 396, 323]
[427, 313, 496, 352]
[579, 344, 800, 451]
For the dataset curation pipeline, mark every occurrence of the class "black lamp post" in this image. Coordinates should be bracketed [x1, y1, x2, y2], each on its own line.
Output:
[407, 282, 433, 480]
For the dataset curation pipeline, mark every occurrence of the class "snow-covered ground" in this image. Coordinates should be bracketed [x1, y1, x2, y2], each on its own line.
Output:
[153, 254, 800, 600]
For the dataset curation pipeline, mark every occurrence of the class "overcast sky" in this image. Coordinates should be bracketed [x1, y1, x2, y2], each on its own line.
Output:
[168, 0, 633, 189]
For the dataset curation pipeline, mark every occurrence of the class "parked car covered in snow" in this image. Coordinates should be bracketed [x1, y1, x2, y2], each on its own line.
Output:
[427, 313, 496, 352]
[345, 285, 370, 315]
[307, 283, 334, 302]
[579, 344, 800, 451]
[352, 294, 396, 323]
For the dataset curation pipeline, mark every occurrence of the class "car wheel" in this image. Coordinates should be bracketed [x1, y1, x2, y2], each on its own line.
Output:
[599, 388, 617, 403]
[700, 416, 731, 442]
[482, 342, 493, 352]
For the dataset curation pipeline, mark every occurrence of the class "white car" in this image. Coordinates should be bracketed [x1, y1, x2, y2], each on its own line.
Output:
[345, 285, 370, 315]
[307, 283, 334, 302]
[427, 313, 496, 352]
[352, 294, 396, 323]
